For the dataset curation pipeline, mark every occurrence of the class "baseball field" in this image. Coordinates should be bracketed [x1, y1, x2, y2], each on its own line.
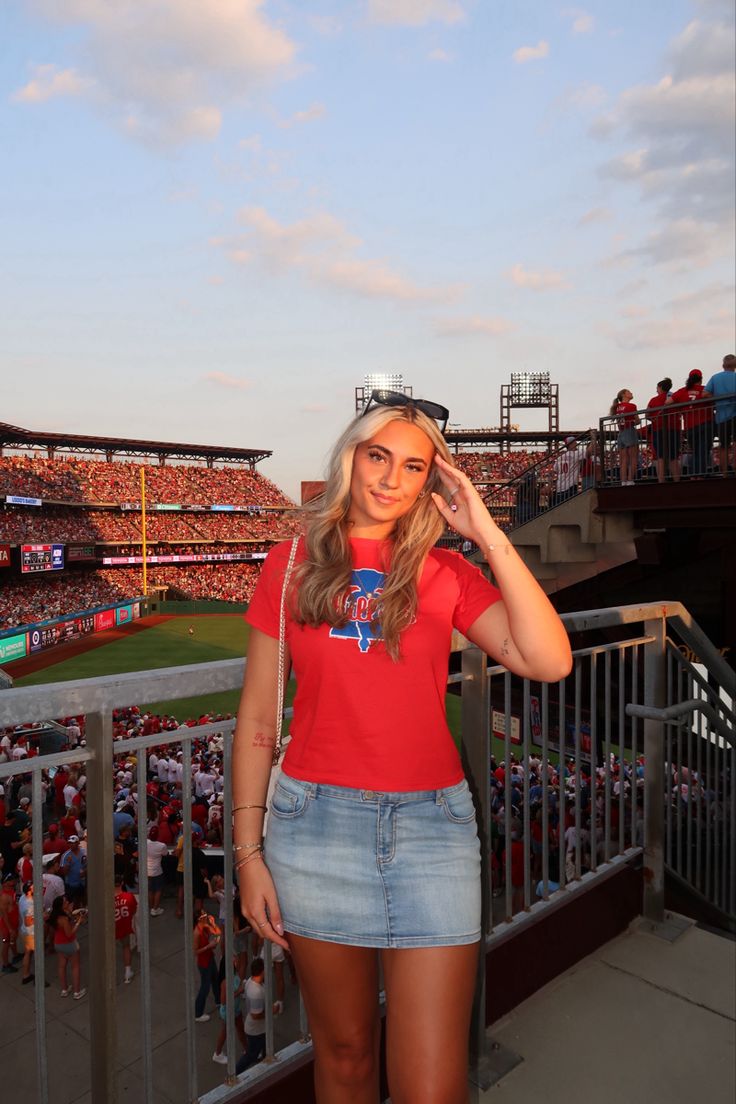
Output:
[10, 613, 464, 739]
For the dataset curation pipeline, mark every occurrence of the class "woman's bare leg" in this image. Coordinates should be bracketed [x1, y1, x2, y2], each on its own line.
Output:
[288, 934, 380, 1104]
[381, 943, 479, 1104]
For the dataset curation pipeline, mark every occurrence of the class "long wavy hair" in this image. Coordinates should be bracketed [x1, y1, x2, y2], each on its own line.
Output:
[292, 404, 452, 660]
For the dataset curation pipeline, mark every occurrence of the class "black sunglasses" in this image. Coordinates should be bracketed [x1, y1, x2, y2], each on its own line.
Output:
[362, 390, 449, 434]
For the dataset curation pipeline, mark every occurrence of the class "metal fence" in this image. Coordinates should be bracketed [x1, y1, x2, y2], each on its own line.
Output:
[598, 395, 731, 487]
[0, 602, 733, 1103]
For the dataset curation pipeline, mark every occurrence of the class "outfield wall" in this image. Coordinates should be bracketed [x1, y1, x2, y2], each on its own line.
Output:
[0, 597, 148, 663]
[154, 599, 249, 615]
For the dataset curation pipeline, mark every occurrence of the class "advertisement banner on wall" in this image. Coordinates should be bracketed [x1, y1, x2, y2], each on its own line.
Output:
[29, 625, 61, 652]
[491, 710, 521, 745]
[94, 609, 116, 632]
[132, 602, 141, 620]
[0, 545, 10, 568]
[67, 544, 96, 562]
[0, 634, 28, 662]
[115, 604, 134, 626]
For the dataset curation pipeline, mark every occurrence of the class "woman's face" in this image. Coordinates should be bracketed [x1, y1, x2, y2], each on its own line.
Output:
[348, 418, 435, 538]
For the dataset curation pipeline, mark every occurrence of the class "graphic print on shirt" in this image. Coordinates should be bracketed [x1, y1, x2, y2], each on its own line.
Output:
[329, 568, 385, 653]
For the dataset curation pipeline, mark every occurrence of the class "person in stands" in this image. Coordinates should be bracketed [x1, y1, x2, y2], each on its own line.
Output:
[47, 894, 87, 999]
[610, 389, 639, 485]
[671, 370, 713, 477]
[233, 391, 571, 1103]
[646, 378, 680, 483]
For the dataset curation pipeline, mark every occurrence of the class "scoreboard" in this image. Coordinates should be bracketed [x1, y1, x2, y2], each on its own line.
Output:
[20, 543, 64, 574]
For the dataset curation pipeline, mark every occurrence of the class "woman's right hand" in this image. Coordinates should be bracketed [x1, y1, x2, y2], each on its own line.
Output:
[238, 860, 289, 951]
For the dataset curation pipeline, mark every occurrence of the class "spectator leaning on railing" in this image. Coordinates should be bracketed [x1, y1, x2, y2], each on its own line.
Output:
[703, 353, 736, 475]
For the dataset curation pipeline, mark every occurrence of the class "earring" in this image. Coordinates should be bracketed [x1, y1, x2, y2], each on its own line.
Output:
[418, 490, 427, 498]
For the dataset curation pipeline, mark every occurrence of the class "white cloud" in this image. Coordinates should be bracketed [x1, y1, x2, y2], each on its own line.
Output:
[436, 316, 514, 337]
[562, 8, 594, 34]
[203, 371, 253, 390]
[591, 11, 735, 268]
[277, 102, 326, 128]
[238, 134, 262, 152]
[566, 82, 606, 109]
[512, 40, 550, 64]
[609, 281, 734, 349]
[368, 0, 466, 26]
[620, 304, 648, 318]
[18, 1, 297, 145]
[507, 263, 570, 291]
[12, 64, 94, 103]
[578, 206, 613, 225]
[427, 48, 454, 63]
[217, 206, 459, 304]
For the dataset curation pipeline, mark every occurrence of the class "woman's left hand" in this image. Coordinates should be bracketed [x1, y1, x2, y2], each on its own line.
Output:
[430, 454, 502, 546]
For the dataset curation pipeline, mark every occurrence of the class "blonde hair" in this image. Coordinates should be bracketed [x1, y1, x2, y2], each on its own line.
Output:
[292, 404, 452, 661]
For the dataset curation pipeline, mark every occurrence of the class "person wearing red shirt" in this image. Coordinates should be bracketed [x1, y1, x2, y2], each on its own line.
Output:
[0, 873, 21, 973]
[610, 388, 640, 484]
[43, 824, 62, 855]
[671, 369, 714, 477]
[193, 910, 221, 1021]
[114, 874, 137, 983]
[646, 377, 681, 483]
[233, 393, 572, 1103]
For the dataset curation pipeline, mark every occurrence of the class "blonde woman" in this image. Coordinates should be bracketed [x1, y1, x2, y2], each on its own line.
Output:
[233, 392, 571, 1104]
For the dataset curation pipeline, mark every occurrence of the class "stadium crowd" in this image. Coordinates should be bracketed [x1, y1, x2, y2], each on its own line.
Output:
[0, 572, 131, 630]
[145, 564, 261, 603]
[0, 456, 293, 508]
[0, 505, 300, 546]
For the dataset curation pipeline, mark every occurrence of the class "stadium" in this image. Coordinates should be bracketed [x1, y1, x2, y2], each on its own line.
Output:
[0, 373, 733, 1104]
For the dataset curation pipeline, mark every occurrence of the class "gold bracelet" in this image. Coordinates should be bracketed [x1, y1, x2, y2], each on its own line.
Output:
[233, 841, 263, 852]
[235, 852, 265, 871]
[232, 803, 267, 813]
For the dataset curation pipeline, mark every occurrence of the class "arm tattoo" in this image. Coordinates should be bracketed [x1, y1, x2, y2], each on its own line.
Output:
[501, 638, 510, 657]
[252, 731, 275, 749]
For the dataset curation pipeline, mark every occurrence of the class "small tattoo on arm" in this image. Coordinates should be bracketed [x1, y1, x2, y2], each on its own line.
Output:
[252, 731, 275, 749]
[501, 638, 510, 657]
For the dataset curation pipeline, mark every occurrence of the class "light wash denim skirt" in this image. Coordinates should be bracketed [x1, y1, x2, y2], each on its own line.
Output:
[264, 772, 481, 949]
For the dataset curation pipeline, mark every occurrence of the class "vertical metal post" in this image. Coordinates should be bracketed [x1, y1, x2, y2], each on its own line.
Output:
[541, 682, 549, 897]
[222, 728, 237, 1085]
[643, 617, 666, 925]
[573, 660, 582, 880]
[461, 644, 494, 1089]
[32, 768, 49, 1104]
[86, 706, 117, 1104]
[135, 749, 154, 1104]
[522, 680, 531, 909]
[604, 651, 611, 862]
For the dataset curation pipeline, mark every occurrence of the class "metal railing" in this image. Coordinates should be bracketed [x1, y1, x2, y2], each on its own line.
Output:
[598, 395, 732, 486]
[481, 432, 594, 534]
[0, 602, 733, 1103]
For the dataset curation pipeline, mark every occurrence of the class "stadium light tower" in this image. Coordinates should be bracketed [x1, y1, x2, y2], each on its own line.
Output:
[355, 373, 411, 415]
[500, 371, 559, 453]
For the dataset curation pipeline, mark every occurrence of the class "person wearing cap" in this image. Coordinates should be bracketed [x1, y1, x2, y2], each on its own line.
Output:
[60, 836, 87, 906]
[703, 354, 736, 474]
[551, 436, 583, 506]
[43, 823, 62, 856]
[671, 370, 714, 477]
[0, 872, 21, 973]
[12, 797, 31, 833]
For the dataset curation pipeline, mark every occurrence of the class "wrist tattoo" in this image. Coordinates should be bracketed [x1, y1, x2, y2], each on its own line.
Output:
[252, 731, 275, 749]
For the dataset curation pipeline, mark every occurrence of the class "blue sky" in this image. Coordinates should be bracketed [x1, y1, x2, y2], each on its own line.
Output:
[2, 0, 734, 497]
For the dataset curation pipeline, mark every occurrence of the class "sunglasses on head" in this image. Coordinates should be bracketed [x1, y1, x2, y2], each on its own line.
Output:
[362, 390, 450, 434]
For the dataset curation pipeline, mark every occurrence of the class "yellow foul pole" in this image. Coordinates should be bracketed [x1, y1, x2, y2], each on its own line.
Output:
[140, 466, 148, 597]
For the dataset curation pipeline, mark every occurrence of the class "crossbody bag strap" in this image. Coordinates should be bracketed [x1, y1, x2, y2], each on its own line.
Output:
[272, 535, 300, 767]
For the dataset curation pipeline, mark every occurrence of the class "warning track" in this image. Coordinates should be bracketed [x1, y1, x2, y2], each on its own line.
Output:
[6, 615, 174, 679]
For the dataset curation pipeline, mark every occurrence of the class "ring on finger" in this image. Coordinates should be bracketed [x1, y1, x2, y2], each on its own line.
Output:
[257, 920, 267, 927]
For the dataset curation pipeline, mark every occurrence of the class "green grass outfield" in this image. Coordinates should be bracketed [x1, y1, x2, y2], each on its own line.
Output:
[15, 614, 466, 743]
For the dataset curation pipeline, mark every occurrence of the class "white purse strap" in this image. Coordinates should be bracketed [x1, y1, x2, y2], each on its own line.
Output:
[272, 536, 299, 767]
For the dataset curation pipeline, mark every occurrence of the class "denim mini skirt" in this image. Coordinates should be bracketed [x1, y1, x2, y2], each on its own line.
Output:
[264, 772, 481, 949]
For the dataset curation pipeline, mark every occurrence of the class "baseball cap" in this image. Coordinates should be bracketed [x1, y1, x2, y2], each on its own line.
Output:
[688, 369, 703, 380]
[565, 435, 576, 444]
[67, 834, 80, 843]
[19, 797, 30, 806]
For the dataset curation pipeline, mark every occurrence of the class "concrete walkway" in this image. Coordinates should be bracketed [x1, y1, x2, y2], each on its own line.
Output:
[477, 915, 735, 1104]
[2, 907, 733, 1103]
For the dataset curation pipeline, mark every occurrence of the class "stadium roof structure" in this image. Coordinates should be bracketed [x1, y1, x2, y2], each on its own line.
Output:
[445, 429, 585, 450]
[0, 421, 271, 467]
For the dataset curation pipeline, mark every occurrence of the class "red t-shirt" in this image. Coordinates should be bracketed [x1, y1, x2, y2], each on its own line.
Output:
[647, 392, 673, 429]
[114, 891, 138, 939]
[615, 402, 638, 428]
[671, 385, 712, 429]
[246, 537, 500, 790]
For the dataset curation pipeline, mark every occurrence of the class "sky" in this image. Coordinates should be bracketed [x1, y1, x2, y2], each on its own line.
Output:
[2, 0, 734, 499]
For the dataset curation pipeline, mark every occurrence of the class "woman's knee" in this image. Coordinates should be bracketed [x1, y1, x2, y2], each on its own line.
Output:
[316, 1029, 378, 1086]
